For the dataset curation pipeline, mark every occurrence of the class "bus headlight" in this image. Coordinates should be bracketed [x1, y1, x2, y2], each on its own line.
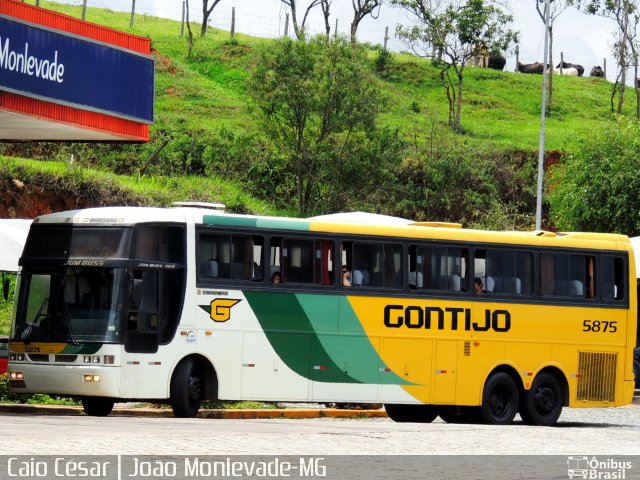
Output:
[9, 372, 23, 380]
[83, 375, 100, 382]
[9, 353, 25, 361]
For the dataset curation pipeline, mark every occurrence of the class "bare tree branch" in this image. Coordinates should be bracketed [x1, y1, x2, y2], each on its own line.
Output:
[201, 0, 224, 37]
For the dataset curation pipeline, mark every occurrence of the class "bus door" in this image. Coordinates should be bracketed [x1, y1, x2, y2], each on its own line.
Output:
[125, 269, 159, 354]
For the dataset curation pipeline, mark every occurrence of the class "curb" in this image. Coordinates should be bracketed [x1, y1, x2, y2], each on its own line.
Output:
[0, 403, 388, 419]
[1, 399, 638, 417]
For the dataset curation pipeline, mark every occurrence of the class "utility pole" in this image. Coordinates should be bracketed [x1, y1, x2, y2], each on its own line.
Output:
[535, 0, 552, 230]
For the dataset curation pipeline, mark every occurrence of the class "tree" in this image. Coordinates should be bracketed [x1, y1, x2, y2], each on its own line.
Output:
[535, 0, 570, 114]
[279, 0, 324, 40]
[350, 0, 384, 43]
[394, 0, 518, 132]
[548, 119, 640, 235]
[200, 0, 223, 37]
[321, 0, 333, 35]
[185, 0, 195, 58]
[248, 36, 393, 214]
[581, 0, 639, 114]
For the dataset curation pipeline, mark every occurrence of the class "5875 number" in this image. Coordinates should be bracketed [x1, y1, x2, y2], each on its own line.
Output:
[583, 320, 617, 333]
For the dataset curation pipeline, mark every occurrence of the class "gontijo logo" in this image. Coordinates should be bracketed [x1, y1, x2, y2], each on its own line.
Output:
[208, 298, 241, 322]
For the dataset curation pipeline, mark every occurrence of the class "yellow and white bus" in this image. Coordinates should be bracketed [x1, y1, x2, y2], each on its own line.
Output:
[8, 205, 637, 425]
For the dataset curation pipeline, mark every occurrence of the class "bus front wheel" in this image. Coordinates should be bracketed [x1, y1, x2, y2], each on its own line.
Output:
[519, 372, 563, 426]
[480, 372, 519, 425]
[384, 404, 438, 423]
[82, 397, 115, 417]
[170, 358, 202, 418]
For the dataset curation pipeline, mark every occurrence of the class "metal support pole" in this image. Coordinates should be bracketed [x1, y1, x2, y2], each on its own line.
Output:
[535, 0, 552, 230]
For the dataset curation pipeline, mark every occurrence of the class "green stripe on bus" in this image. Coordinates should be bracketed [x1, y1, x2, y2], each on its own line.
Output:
[297, 294, 409, 385]
[244, 291, 358, 383]
[203, 216, 311, 231]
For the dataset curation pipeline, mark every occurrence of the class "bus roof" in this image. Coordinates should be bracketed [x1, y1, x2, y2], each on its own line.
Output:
[30, 206, 631, 252]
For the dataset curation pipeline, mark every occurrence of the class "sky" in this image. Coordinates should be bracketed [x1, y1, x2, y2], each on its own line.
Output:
[56, 0, 621, 81]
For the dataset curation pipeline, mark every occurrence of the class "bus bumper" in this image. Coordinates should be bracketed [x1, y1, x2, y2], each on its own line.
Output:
[8, 364, 121, 398]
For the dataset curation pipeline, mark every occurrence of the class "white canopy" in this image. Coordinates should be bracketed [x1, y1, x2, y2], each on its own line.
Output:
[0, 219, 31, 272]
[631, 237, 640, 278]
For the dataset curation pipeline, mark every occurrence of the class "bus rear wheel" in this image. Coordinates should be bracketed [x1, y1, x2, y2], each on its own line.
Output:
[384, 404, 438, 423]
[480, 372, 519, 425]
[519, 372, 563, 426]
[170, 358, 202, 418]
[82, 397, 115, 417]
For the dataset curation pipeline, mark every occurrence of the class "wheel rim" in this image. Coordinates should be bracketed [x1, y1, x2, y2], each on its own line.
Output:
[490, 385, 513, 420]
[533, 385, 558, 414]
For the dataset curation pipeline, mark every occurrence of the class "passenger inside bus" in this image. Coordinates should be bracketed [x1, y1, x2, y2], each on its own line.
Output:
[341, 266, 351, 286]
[474, 278, 485, 294]
[270, 272, 281, 284]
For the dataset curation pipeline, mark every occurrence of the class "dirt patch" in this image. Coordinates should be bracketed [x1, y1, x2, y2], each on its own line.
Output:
[153, 48, 179, 75]
[0, 176, 96, 218]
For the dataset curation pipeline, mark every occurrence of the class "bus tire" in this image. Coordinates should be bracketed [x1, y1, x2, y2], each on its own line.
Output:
[519, 372, 563, 426]
[480, 372, 519, 425]
[384, 404, 438, 423]
[170, 358, 202, 418]
[82, 397, 115, 417]
[439, 406, 482, 424]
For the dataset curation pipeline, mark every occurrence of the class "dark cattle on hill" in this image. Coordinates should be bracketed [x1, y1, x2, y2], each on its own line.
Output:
[590, 66, 605, 78]
[488, 54, 506, 71]
[517, 62, 544, 74]
[556, 61, 584, 76]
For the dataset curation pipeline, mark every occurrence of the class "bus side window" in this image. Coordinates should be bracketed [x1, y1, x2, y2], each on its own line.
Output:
[601, 256, 625, 301]
[482, 249, 533, 295]
[417, 246, 467, 292]
[540, 253, 595, 299]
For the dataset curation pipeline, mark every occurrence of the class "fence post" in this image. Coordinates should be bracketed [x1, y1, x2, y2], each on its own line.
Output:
[130, 0, 136, 28]
[231, 7, 235, 40]
[81, 0, 87, 20]
[383, 26, 388, 50]
[284, 13, 289, 37]
[515, 45, 519, 71]
[560, 52, 564, 74]
[180, 1, 185, 37]
[603, 58, 607, 79]
[334, 18, 338, 38]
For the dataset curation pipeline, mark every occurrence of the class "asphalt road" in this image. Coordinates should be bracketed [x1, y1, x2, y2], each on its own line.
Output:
[0, 404, 637, 456]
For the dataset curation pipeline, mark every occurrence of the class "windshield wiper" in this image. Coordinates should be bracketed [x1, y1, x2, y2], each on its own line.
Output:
[60, 300, 79, 346]
[21, 298, 49, 344]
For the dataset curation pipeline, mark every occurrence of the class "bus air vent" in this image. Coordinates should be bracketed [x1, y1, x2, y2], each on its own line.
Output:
[28, 354, 49, 362]
[410, 222, 463, 229]
[55, 355, 77, 363]
[577, 351, 617, 402]
[463, 341, 471, 356]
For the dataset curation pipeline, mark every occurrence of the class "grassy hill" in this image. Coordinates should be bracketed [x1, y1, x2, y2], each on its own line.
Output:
[28, 0, 627, 149]
[1, 0, 634, 220]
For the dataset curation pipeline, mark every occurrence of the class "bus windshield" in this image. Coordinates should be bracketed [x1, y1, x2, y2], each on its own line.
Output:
[12, 267, 127, 344]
